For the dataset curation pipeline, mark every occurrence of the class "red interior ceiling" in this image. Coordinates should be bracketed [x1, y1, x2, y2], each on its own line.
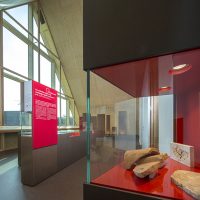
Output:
[92, 49, 200, 98]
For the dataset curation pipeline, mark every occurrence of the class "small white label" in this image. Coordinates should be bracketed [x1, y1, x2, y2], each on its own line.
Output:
[24, 81, 32, 112]
[170, 142, 194, 167]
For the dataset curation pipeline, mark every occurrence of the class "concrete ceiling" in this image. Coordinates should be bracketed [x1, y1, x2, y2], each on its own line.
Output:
[40, 0, 132, 116]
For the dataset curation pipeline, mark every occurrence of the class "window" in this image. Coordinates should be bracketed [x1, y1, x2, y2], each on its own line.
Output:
[33, 18, 48, 54]
[57, 97, 61, 118]
[40, 55, 51, 87]
[33, 18, 38, 44]
[3, 77, 21, 126]
[55, 74, 60, 92]
[4, 77, 21, 111]
[1, 2, 77, 127]
[61, 98, 67, 126]
[55, 74, 64, 93]
[33, 50, 38, 81]
[6, 5, 28, 29]
[3, 5, 28, 37]
[3, 27, 28, 77]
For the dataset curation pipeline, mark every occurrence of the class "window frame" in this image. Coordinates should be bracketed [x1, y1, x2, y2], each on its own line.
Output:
[0, 2, 78, 126]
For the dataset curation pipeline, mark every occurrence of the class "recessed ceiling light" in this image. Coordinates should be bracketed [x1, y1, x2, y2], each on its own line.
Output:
[168, 64, 192, 75]
[158, 86, 171, 93]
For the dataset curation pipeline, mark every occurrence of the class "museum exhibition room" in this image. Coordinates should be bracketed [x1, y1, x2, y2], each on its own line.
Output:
[0, 0, 200, 200]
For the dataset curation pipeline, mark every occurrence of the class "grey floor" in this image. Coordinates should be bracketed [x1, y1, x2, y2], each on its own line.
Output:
[0, 153, 86, 200]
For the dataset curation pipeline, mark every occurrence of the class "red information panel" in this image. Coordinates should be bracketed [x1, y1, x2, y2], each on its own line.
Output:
[31, 81, 58, 149]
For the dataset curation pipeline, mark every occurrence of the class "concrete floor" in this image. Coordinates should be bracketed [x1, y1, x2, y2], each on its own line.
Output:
[0, 137, 124, 200]
[0, 153, 86, 200]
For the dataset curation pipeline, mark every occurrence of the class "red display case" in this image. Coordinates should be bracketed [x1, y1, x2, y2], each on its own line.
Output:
[86, 49, 200, 200]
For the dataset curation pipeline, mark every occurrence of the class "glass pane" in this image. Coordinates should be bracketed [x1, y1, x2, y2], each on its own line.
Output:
[33, 50, 38, 81]
[61, 98, 67, 126]
[139, 96, 150, 149]
[158, 94, 173, 153]
[3, 27, 28, 77]
[3, 4, 28, 37]
[33, 18, 38, 45]
[40, 55, 51, 87]
[4, 77, 21, 111]
[55, 66, 64, 94]
[90, 71, 136, 180]
[87, 49, 200, 200]
[57, 95, 61, 127]
[69, 99, 75, 126]
[33, 18, 48, 54]
[173, 49, 200, 163]
[55, 74, 60, 92]
[40, 35, 44, 44]
[57, 96, 61, 118]
[40, 35, 48, 54]
[6, 4, 28, 29]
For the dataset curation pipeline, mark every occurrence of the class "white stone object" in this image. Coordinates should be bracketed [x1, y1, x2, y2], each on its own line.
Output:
[170, 142, 194, 167]
[133, 161, 161, 178]
[171, 170, 200, 200]
[124, 148, 159, 169]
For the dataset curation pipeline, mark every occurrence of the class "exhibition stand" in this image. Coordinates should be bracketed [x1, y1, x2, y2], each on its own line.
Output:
[20, 80, 86, 186]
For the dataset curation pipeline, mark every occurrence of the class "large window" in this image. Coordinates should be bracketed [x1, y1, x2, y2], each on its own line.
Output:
[33, 50, 38, 81]
[55, 75, 60, 92]
[3, 27, 28, 77]
[1, 2, 78, 127]
[3, 77, 21, 126]
[40, 55, 52, 87]
[61, 98, 67, 126]
[4, 77, 21, 111]
[6, 5, 28, 30]
[3, 4, 28, 37]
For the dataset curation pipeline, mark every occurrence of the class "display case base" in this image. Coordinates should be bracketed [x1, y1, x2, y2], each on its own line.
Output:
[83, 183, 168, 200]
[90, 158, 200, 200]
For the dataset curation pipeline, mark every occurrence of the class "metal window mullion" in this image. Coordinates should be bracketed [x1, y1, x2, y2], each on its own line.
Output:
[51, 62, 55, 89]
[3, 10, 59, 60]
[86, 70, 91, 183]
[28, 4, 33, 79]
[3, 72, 28, 83]
[66, 98, 68, 126]
[37, 5, 40, 83]
[1, 1, 36, 11]
[0, 65, 30, 81]
[3, 20, 52, 62]
[0, 12, 3, 126]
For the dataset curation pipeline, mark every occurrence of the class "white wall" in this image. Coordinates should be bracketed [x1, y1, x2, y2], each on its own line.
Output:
[139, 97, 150, 149]
[115, 99, 136, 135]
[158, 94, 173, 154]
[114, 99, 136, 150]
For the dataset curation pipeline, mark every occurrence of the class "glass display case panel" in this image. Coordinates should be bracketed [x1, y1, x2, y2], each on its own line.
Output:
[21, 112, 32, 136]
[87, 49, 200, 200]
